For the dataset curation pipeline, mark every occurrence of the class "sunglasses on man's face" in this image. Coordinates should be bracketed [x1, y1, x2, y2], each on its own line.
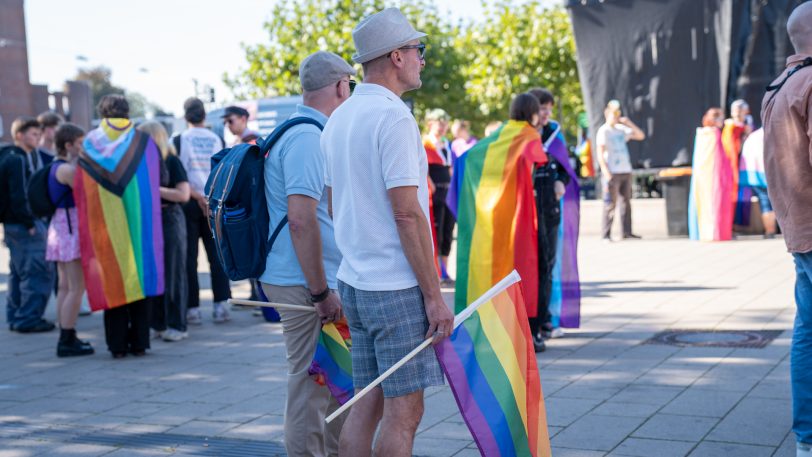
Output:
[390, 43, 426, 60]
[340, 79, 356, 93]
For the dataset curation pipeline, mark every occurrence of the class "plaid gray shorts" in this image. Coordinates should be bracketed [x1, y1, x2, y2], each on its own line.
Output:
[338, 281, 444, 398]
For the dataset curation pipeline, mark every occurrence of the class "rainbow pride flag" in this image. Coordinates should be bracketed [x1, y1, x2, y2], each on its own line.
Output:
[309, 318, 354, 405]
[688, 127, 734, 241]
[74, 118, 164, 310]
[448, 120, 547, 317]
[435, 271, 551, 457]
[544, 122, 581, 329]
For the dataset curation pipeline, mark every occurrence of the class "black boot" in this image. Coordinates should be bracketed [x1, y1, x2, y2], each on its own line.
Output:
[57, 328, 95, 357]
[533, 332, 546, 353]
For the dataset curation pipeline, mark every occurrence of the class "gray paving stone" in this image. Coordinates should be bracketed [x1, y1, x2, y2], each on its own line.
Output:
[686, 441, 774, 457]
[632, 413, 718, 442]
[545, 397, 603, 427]
[660, 388, 745, 417]
[705, 397, 792, 446]
[411, 437, 470, 457]
[552, 415, 645, 451]
[549, 447, 607, 456]
[610, 384, 685, 407]
[220, 414, 284, 441]
[590, 401, 663, 418]
[167, 419, 241, 437]
[608, 437, 694, 457]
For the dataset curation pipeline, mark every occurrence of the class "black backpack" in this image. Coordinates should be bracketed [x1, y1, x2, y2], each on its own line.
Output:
[26, 159, 73, 230]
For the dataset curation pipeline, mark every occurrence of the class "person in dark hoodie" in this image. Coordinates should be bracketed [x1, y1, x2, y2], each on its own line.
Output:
[1, 117, 56, 333]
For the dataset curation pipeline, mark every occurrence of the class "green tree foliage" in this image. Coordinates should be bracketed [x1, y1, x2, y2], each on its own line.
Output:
[75, 66, 171, 119]
[225, 0, 582, 141]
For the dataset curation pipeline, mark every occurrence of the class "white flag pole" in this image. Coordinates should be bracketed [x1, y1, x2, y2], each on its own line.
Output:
[227, 298, 317, 313]
[325, 270, 522, 423]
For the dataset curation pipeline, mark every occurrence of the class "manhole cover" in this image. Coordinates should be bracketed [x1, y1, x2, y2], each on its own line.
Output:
[644, 329, 783, 348]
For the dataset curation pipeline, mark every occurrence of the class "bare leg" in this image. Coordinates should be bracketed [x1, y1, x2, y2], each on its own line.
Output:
[55, 263, 69, 327]
[339, 387, 384, 457]
[373, 390, 424, 457]
[762, 211, 777, 236]
[58, 260, 85, 330]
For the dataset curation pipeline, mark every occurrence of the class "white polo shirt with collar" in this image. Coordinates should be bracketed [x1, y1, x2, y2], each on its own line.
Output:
[321, 82, 431, 292]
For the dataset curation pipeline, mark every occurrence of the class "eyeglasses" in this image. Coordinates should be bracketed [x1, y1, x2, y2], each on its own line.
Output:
[349, 79, 356, 93]
[390, 43, 426, 60]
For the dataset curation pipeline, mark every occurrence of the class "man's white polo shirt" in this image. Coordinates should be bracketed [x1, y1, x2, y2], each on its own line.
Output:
[321, 83, 431, 291]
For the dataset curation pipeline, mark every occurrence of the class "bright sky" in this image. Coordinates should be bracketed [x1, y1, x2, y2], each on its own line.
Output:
[23, 0, 498, 115]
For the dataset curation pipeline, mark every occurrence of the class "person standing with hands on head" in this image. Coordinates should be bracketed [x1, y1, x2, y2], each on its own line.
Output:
[321, 8, 453, 457]
[259, 50, 355, 457]
[597, 100, 645, 241]
[177, 98, 232, 325]
[761, 3, 812, 456]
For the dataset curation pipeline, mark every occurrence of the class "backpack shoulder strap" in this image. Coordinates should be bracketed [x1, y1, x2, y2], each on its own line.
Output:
[259, 117, 324, 156]
[766, 57, 812, 104]
[260, 117, 325, 253]
[172, 134, 182, 157]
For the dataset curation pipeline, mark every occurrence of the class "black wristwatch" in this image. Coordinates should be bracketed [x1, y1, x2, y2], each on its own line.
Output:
[311, 287, 330, 303]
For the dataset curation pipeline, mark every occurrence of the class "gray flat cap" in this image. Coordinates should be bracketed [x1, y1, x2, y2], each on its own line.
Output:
[352, 7, 426, 64]
[299, 51, 357, 92]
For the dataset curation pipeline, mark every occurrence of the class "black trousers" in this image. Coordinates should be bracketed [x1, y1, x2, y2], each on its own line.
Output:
[432, 186, 456, 257]
[183, 201, 231, 309]
[153, 204, 188, 332]
[104, 298, 152, 353]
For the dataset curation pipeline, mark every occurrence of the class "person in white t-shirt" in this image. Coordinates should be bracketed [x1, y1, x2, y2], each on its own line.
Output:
[176, 98, 232, 324]
[321, 7, 453, 457]
[596, 100, 645, 241]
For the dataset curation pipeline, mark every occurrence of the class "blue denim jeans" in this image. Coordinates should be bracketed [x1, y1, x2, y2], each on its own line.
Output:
[792, 251, 812, 444]
[4, 221, 54, 329]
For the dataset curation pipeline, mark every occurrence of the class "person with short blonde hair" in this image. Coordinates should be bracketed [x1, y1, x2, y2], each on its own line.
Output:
[137, 121, 190, 342]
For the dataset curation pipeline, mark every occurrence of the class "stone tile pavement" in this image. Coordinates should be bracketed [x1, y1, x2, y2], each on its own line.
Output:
[0, 230, 800, 456]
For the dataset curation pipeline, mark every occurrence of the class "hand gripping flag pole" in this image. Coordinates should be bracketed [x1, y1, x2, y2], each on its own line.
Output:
[325, 270, 522, 424]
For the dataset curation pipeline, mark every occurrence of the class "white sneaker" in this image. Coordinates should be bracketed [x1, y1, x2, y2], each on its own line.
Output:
[213, 302, 231, 323]
[549, 327, 566, 339]
[162, 328, 188, 342]
[798, 442, 812, 457]
[187, 308, 203, 326]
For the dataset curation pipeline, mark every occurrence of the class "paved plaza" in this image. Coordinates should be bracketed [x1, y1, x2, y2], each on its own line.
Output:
[0, 217, 801, 456]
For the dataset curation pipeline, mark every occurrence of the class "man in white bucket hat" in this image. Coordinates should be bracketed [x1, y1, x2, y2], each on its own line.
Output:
[321, 7, 453, 457]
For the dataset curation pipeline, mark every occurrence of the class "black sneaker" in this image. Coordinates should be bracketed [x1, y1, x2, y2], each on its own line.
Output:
[623, 233, 642, 240]
[16, 320, 56, 333]
[533, 333, 546, 353]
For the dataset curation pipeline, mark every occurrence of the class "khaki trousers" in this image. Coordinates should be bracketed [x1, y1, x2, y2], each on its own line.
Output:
[260, 283, 346, 457]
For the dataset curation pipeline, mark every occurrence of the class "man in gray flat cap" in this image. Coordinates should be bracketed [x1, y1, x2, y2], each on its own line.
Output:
[259, 50, 355, 457]
[321, 7, 453, 457]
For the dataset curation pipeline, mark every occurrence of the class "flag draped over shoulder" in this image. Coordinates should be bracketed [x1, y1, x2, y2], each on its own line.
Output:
[544, 124, 581, 329]
[688, 127, 733, 241]
[309, 318, 354, 405]
[448, 120, 547, 317]
[435, 271, 551, 457]
[74, 118, 164, 311]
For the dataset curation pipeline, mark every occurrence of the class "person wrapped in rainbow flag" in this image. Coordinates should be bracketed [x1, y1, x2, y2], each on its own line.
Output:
[74, 95, 165, 358]
[688, 108, 734, 242]
[448, 93, 548, 333]
[527, 88, 581, 351]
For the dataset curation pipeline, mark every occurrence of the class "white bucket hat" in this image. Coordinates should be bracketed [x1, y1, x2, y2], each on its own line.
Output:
[352, 7, 426, 64]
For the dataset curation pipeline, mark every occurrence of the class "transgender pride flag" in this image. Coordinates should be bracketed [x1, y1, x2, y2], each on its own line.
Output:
[435, 271, 551, 457]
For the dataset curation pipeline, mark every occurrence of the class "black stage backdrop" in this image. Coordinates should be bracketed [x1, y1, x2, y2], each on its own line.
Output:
[568, 0, 807, 169]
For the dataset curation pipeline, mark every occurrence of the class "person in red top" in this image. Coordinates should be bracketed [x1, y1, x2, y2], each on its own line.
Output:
[422, 108, 455, 285]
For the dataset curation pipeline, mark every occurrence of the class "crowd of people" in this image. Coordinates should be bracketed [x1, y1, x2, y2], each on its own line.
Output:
[0, 96, 277, 356]
[2, 2, 811, 456]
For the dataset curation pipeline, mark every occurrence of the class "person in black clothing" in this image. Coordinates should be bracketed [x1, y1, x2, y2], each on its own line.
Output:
[138, 121, 191, 342]
[1, 117, 56, 333]
[423, 108, 456, 285]
[527, 88, 570, 353]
